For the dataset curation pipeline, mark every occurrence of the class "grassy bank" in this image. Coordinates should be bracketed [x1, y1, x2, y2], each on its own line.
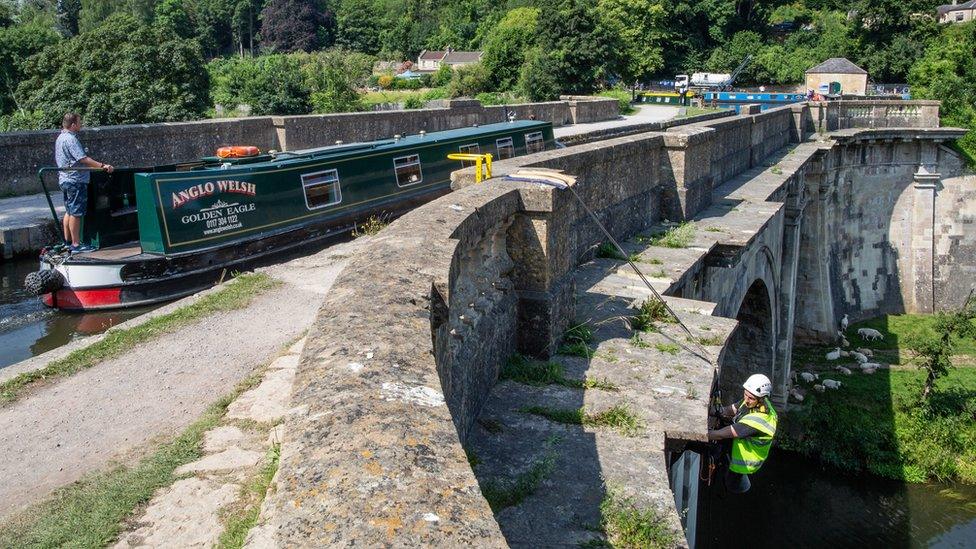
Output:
[0, 367, 263, 547]
[0, 272, 279, 404]
[783, 314, 976, 484]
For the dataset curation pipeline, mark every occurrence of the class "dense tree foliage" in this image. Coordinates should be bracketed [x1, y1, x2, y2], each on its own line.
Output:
[0, 0, 974, 162]
[16, 14, 209, 126]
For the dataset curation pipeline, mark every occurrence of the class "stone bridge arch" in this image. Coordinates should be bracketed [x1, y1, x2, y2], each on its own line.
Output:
[719, 278, 776, 404]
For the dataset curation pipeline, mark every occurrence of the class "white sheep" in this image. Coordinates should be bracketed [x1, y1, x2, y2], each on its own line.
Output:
[826, 348, 841, 360]
[834, 366, 852, 376]
[789, 387, 805, 402]
[842, 337, 850, 348]
[857, 328, 884, 341]
[840, 350, 851, 357]
[862, 367, 877, 375]
[859, 362, 881, 370]
[851, 352, 868, 363]
[823, 379, 842, 390]
[800, 372, 818, 383]
[813, 384, 825, 393]
[841, 314, 849, 331]
[856, 347, 874, 358]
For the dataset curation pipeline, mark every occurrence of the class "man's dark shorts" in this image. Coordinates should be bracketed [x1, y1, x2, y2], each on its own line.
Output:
[60, 182, 87, 216]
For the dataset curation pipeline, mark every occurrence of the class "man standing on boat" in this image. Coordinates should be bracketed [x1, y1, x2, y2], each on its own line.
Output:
[55, 113, 114, 253]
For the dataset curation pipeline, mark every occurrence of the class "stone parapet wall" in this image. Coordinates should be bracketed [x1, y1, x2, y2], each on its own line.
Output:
[808, 100, 941, 133]
[0, 98, 613, 197]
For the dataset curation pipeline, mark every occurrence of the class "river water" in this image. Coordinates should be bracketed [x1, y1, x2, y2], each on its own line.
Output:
[698, 451, 976, 548]
[0, 257, 152, 368]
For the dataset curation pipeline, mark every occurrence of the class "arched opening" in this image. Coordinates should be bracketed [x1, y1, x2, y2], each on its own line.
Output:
[719, 279, 775, 404]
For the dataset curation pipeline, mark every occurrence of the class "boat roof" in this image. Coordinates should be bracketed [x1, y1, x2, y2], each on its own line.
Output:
[194, 120, 550, 172]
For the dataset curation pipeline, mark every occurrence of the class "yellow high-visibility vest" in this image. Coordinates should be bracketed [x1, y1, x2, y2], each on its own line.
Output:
[730, 397, 778, 474]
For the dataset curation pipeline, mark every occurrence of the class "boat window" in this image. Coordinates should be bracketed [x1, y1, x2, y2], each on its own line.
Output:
[394, 154, 424, 187]
[525, 131, 545, 154]
[458, 143, 481, 167]
[301, 169, 342, 210]
[496, 137, 515, 160]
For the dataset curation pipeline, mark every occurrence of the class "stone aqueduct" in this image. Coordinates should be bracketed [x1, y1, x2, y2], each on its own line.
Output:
[250, 101, 971, 546]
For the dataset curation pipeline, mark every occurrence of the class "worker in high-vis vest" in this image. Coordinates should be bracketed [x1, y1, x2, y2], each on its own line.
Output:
[707, 373, 778, 493]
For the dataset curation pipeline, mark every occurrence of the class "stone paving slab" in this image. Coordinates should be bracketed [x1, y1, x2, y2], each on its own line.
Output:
[114, 478, 239, 548]
[0, 192, 63, 259]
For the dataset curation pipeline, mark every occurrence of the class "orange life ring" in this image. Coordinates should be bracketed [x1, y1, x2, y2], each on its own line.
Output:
[216, 146, 260, 158]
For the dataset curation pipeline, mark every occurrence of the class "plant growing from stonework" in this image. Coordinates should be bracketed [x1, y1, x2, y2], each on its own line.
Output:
[351, 213, 389, 237]
[557, 321, 594, 357]
[906, 291, 976, 401]
[630, 298, 676, 331]
[640, 222, 695, 248]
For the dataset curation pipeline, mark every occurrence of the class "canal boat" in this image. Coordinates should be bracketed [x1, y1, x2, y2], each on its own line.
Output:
[27, 120, 555, 310]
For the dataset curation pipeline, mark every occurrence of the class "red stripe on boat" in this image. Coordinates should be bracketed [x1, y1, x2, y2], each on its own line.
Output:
[48, 288, 123, 310]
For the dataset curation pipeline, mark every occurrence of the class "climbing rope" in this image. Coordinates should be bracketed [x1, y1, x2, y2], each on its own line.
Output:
[503, 169, 715, 367]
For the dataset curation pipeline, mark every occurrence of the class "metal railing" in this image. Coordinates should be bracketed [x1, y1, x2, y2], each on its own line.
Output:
[446, 153, 493, 183]
[37, 166, 110, 225]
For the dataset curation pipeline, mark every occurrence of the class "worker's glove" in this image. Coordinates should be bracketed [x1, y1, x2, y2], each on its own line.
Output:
[708, 402, 722, 418]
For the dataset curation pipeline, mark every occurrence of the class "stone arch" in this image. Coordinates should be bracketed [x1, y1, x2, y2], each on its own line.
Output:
[719, 278, 775, 404]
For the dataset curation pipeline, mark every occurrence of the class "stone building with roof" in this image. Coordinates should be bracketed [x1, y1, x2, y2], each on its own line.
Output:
[416, 47, 484, 72]
[805, 58, 869, 96]
[937, 1, 976, 23]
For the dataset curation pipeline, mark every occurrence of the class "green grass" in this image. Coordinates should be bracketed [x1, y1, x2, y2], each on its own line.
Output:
[500, 354, 618, 392]
[645, 257, 663, 265]
[675, 106, 724, 119]
[705, 226, 724, 233]
[785, 314, 976, 484]
[638, 222, 695, 248]
[481, 435, 561, 512]
[596, 242, 627, 261]
[520, 404, 642, 436]
[352, 214, 390, 237]
[0, 367, 266, 547]
[581, 486, 676, 548]
[360, 87, 448, 109]
[557, 322, 595, 357]
[596, 89, 637, 115]
[630, 298, 676, 332]
[630, 332, 651, 348]
[216, 443, 281, 549]
[0, 273, 279, 405]
[654, 343, 680, 355]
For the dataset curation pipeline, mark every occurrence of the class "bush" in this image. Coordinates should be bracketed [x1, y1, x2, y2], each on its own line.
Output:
[597, 88, 635, 115]
[392, 77, 423, 90]
[377, 74, 394, 89]
[402, 95, 425, 109]
[0, 110, 49, 132]
[448, 62, 491, 98]
[518, 48, 560, 102]
[239, 55, 312, 115]
[431, 64, 454, 87]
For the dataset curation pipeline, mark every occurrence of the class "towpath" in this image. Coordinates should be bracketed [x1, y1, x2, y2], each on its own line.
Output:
[0, 239, 359, 519]
[554, 104, 680, 139]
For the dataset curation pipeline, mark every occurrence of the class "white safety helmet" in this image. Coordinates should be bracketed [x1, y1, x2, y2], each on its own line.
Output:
[743, 373, 772, 398]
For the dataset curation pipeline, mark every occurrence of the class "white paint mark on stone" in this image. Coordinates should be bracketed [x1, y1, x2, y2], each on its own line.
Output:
[366, 352, 374, 359]
[422, 512, 441, 522]
[449, 204, 464, 211]
[380, 382, 446, 407]
[347, 362, 365, 373]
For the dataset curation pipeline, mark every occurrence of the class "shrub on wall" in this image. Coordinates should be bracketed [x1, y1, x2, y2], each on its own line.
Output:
[448, 62, 491, 98]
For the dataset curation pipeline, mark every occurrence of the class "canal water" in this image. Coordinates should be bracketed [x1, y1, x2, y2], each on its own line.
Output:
[698, 451, 976, 548]
[0, 257, 152, 369]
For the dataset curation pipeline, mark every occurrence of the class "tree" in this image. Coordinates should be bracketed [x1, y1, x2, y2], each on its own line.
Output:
[304, 49, 370, 112]
[706, 30, 767, 85]
[447, 62, 490, 97]
[598, 0, 668, 85]
[906, 292, 976, 400]
[56, 0, 81, 35]
[153, 0, 193, 39]
[260, 0, 331, 52]
[335, 0, 379, 54]
[480, 7, 538, 91]
[518, 47, 560, 101]
[17, 14, 209, 126]
[0, 21, 61, 114]
[238, 54, 312, 114]
[533, 0, 622, 94]
[908, 20, 976, 164]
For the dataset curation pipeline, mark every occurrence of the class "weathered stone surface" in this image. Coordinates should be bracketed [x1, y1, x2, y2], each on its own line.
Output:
[113, 478, 238, 548]
[203, 426, 247, 454]
[226, 367, 297, 423]
[176, 447, 264, 474]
